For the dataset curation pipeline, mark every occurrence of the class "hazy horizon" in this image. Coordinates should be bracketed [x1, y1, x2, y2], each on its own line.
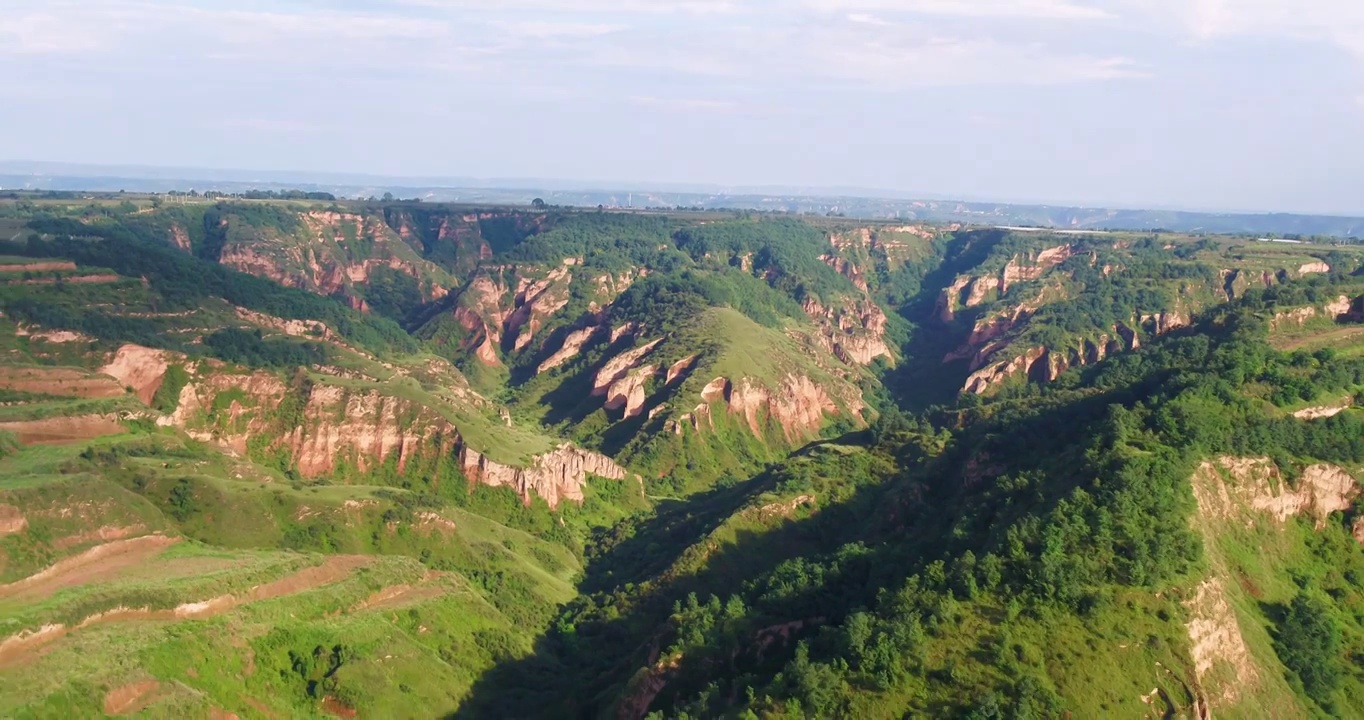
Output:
[5, 1, 1363, 215]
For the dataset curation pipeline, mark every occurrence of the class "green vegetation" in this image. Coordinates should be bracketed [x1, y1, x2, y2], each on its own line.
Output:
[0, 198, 1362, 718]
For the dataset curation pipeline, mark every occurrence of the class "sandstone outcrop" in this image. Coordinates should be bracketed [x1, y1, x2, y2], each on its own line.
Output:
[603, 365, 658, 419]
[1269, 295, 1352, 329]
[1001, 244, 1072, 292]
[803, 297, 893, 366]
[1139, 311, 1190, 336]
[538, 326, 604, 373]
[505, 266, 572, 352]
[666, 355, 697, 385]
[158, 364, 621, 507]
[592, 339, 663, 395]
[100, 344, 172, 405]
[1192, 457, 1359, 529]
[962, 347, 1046, 395]
[168, 225, 192, 253]
[679, 374, 842, 442]
[460, 443, 626, 508]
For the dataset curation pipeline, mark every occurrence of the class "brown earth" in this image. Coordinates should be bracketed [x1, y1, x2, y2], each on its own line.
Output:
[0, 554, 368, 667]
[99, 344, 173, 405]
[5, 274, 123, 286]
[352, 578, 447, 612]
[103, 680, 161, 716]
[0, 262, 77, 273]
[0, 366, 125, 399]
[0, 534, 178, 601]
[176, 555, 370, 619]
[321, 696, 358, 719]
[0, 503, 27, 536]
[0, 414, 127, 445]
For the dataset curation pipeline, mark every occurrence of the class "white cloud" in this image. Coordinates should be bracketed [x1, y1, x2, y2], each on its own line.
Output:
[394, 0, 743, 14]
[847, 13, 893, 26]
[809, 0, 1112, 21]
[630, 95, 740, 112]
[500, 21, 627, 39]
[1124, 0, 1364, 57]
[218, 117, 318, 133]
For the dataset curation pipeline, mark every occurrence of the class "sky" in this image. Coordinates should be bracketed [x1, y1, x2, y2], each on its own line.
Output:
[3, 0, 1363, 214]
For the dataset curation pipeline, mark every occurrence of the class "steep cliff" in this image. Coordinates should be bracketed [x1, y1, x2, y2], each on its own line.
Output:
[214, 209, 456, 313]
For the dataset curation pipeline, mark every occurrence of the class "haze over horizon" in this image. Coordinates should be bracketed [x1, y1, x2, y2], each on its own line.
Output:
[6, 1, 1363, 215]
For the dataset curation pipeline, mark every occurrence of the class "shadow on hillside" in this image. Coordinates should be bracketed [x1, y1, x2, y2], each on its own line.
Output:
[447, 437, 919, 720]
[449, 308, 1129, 718]
[880, 229, 1009, 413]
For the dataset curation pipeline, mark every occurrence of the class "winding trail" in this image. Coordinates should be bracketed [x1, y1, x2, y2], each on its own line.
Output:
[0, 553, 372, 667]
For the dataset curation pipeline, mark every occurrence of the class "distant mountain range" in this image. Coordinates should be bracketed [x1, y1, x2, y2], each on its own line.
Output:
[3, 160, 1361, 237]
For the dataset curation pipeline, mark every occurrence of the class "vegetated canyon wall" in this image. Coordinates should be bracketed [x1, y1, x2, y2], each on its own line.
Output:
[101, 344, 624, 508]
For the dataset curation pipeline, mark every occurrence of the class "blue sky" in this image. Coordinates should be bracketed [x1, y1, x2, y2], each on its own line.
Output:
[3, 0, 1362, 213]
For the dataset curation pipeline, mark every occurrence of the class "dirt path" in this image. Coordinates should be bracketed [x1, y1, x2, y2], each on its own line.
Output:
[0, 367, 125, 399]
[351, 572, 447, 612]
[0, 535, 178, 601]
[174, 555, 370, 619]
[0, 554, 370, 667]
[103, 680, 161, 715]
[0, 414, 127, 445]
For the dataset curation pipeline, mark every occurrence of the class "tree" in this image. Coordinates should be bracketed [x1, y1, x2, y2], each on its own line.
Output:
[1275, 592, 1342, 709]
[382, 192, 394, 202]
[532, 198, 547, 209]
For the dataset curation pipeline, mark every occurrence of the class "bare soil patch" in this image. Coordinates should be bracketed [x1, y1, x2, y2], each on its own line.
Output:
[103, 680, 161, 715]
[0, 262, 77, 273]
[0, 414, 126, 445]
[0, 503, 26, 536]
[177, 555, 370, 619]
[321, 696, 358, 719]
[352, 578, 445, 612]
[0, 367, 124, 399]
[247, 555, 368, 602]
[99, 344, 172, 405]
[0, 534, 177, 601]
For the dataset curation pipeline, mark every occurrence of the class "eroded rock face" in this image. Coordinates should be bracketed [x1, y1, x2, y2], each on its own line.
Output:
[168, 225, 192, 253]
[820, 254, 868, 291]
[1140, 311, 1190, 336]
[1185, 579, 1259, 709]
[538, 326, 604, 374]
[666, 355, 697, 385]
[603, 365, 658, 419]
[962, 347, 1047, 395]
[452, 275, 511, 366]
[1298, 261, 1331, 275]
[684, 374, 841, 442]
[100, 344, 172, 405]
[505, 266, 572, 352]
[1001, 244, 1072, 291]
[1192, 457, 1359, 529]
[460, 443, 626, 508]
[593, 339, 664, 395]
[1270, 295, 1353, 329]
[936, 277, 973, 322]
[218, 211, 449, 309]
[284, 385, 452, 477]
[803, 297, 893, 366]
[700, 377, 730, 403]
[160, 366, 619, 507]
[1115, 322, 1140, 350]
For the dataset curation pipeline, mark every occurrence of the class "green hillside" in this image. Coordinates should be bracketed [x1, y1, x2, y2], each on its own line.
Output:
[0, 195, 1361, 718]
